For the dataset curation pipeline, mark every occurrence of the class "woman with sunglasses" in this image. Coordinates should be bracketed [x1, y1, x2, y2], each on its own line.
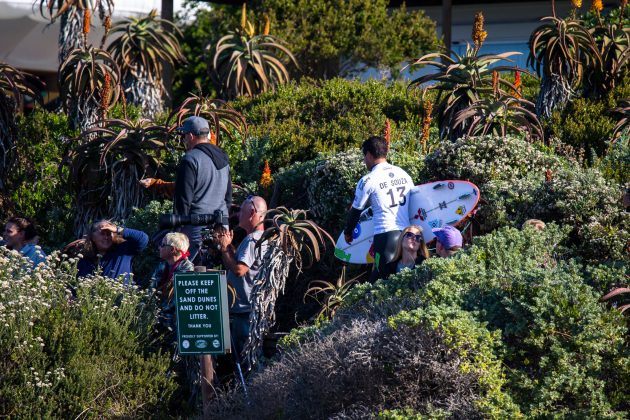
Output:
[388, 225, 430, 275]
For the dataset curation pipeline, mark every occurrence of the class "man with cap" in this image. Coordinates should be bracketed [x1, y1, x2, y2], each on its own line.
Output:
[432, 225, 463, 258]
[174, 116, 232, 262]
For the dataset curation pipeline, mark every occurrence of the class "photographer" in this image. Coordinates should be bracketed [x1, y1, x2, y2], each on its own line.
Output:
[217, 196, 268, 365]
[174, 116, 232, 262]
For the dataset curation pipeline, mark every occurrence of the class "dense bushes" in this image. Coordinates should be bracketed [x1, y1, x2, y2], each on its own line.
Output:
[0, 250, 177, 417]
[424, 135, 628, 262]
[209, 304, 515, 418]
[7, 108, 77, 247]
[259, 226, 630, 417]
[231, 79, 423, 168]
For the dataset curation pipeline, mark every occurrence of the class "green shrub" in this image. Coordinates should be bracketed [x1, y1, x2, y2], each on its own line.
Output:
[210, 305, 508, 418]
[231, 78, 423, 168]
[344, 226, 630, 416]
[424, 135, 628, 262]
[0, 249, 177, 417]
[547, 97, 618, 161]
[7, 107, 78, 248]
[596, 140, 630, 185]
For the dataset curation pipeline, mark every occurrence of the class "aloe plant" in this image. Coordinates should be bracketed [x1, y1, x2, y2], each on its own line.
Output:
[243, 207, 334, 369]
[64, 118, 173, 234]
[107, 10, 185, 118]
[528, 15, 601, 117]
[37, 0, 114, 64]
[305, 266, 362, 321]
[170, 94, 247, 146]
[600, 283, 630, 315]
[584, 20, 630, 98]
[453, 95, 544, 141]
[58, 46, 121, 131]
[0, 63, 43, 189]
[407, 45, 521, 141]
[208, 7, 298, 99]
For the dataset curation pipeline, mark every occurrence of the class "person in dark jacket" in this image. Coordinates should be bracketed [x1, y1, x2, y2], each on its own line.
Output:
[174, 116, 232, 262]
[76, 220, 149, 284]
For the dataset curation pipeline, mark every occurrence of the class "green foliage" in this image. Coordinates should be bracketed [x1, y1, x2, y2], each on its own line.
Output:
[344, 226, 630, 416]
[424, 135, 628, 262]
[547, 96, 618, 160]
[208, 5, 298, 99]
[596, 140, 630, 185]
[172, 0, 440, 98]
[65, 118, 174, 235]
[9, 107, 77, 248]
[0, 249, 177, 417]
[408, 45, 526, 141]
[0, 63, 43, 187]
[259, 0, 440, 78]
[266, 158, 318, 208]
[424, 134, 561, 187]
[107, 9, 185, 117]
[232, 78, 423, 169]
[58, 46, 121, 131]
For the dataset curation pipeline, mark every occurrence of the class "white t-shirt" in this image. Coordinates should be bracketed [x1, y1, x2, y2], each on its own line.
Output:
[351, 162, 413, 234]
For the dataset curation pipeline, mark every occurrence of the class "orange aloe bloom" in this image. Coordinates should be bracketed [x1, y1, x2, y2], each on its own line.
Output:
[592, 0, 603, 12]
[83, 8, 91, 35]
[263, 15, 270, 35]
[492, 70, 499, 97]
[100, 72, 112, 118]
[571, 0, 582, 8]
[103, 15, 112, 33]
[260, 160, 272, 189]
[472, 12, 488, 49]
[421, 100, 433, 152]
[383, 119, 391, 148]
[514, 70, 522, 98]
[210, 131, 217, 145]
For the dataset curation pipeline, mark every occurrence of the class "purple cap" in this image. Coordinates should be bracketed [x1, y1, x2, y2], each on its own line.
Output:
[432, 225, 463, 249]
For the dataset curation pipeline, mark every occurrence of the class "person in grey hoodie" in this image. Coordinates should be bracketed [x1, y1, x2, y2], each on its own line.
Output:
[174, 116, 232, 262]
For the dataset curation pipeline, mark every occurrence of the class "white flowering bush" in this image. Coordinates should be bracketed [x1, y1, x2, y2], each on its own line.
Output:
[307, 150, 366, 231]
[424, 135, 563, 185]
[306, 148, 423, 231]
[425, 135, 628, 262]
[0, 248, 176, 417]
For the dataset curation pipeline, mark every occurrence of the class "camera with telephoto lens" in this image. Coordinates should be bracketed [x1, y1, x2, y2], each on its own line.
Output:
[158, 210, 228, 230]
[159, 210, 228, 267]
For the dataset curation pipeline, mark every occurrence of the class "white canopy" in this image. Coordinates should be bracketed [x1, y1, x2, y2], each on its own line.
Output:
[0, 0, 190, 72]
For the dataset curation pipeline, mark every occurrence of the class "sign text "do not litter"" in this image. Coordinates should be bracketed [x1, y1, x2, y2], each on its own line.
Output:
[174, 271, 231, 355]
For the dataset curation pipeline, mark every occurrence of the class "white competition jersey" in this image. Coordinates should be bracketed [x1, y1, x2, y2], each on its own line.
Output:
[351, 162, 414, 234]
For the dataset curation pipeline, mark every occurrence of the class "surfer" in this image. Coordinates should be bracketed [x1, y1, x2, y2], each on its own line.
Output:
[344, 136, 414, 282]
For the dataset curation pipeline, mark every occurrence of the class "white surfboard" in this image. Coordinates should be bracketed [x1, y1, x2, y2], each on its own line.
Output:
[334, 180, 480, 264]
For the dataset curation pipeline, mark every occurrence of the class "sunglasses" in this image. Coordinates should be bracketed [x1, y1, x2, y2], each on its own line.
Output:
[245, 194, 259, 214]
[403, 232, 423, 242]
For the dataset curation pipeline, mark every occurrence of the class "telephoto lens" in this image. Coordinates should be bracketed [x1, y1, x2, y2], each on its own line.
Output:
[158, 210, 227, 229]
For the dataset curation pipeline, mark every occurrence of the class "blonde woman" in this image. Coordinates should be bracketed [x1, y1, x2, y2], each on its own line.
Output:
[388, 225, 430, 275]
[76, 220, 148, 284]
